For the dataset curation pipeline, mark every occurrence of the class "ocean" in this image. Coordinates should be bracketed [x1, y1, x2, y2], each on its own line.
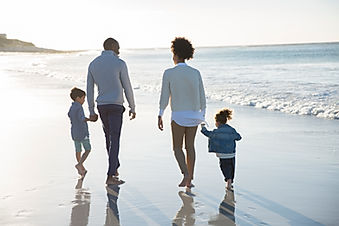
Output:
[1, 42, 339, 119]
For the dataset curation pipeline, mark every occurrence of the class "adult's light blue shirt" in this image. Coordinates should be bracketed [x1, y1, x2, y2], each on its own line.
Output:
[87, 50, 136, 116]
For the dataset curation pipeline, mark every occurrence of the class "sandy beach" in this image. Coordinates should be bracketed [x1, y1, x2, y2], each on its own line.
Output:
[1, 54, 339, 226]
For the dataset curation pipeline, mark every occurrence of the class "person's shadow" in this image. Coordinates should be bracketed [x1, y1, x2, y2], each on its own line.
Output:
[172, 190, 196, 226]
[105, 184, 121, 226]
[70, 178, 91, 226]
[208, 189, 236, 225]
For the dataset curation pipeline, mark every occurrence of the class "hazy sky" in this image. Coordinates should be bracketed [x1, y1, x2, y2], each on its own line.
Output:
[1, 0, 339, 50]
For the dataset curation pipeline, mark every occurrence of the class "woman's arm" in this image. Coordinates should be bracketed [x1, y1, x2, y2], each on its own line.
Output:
[159, 71, 170, 114]
[158, 71, 170, 131]
[198, 71, 206, 111]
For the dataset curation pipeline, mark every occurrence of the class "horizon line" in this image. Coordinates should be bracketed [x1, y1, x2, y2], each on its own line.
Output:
[66, 40, 339, 52]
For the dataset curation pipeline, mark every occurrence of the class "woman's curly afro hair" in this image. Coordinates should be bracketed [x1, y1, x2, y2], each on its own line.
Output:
[171, 37, 195, 60]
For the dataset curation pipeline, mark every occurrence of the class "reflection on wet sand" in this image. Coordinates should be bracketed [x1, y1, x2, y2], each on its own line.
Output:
[208, 189, 236, 226]
[172, 190, 196, 226]
[70, 179, 91, 226]
[105, 184, 121, 226]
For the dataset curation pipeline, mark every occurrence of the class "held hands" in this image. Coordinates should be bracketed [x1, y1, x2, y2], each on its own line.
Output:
[89, 114, 98, 122]
[158, 116, 163, 131]
[200, 123, 206, 128]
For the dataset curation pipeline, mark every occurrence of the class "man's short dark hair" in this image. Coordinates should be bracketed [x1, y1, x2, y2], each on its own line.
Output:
[70, 87, 86, 101]
[171, 37, 195, 60]
[103, 38, 118, 50]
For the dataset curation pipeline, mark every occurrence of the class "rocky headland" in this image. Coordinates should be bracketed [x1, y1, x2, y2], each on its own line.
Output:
[0, 34, 60, 52]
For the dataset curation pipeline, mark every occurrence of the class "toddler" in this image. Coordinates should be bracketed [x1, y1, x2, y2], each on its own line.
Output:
[201, 108, 241, 190]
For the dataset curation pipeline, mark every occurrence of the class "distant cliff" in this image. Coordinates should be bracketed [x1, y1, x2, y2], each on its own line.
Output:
[0, 34, 59, 52]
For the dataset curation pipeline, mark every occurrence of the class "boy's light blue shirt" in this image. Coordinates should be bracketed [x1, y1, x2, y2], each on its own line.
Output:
[87, 50, 136, 115]
[68, 101, 89, 141]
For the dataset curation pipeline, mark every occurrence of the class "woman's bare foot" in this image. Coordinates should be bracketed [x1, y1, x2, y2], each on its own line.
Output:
[178, 175, 189, 187]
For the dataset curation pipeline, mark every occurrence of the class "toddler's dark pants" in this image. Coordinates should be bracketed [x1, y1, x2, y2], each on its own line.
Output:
[219, 157, 235, 183]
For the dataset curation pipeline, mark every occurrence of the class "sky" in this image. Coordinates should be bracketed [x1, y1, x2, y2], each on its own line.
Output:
[1, 0, 339, 50]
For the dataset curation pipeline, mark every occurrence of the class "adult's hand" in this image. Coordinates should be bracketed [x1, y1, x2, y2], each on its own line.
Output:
[90, 114, 98, 122]
[158, 116, 163, 131]
[129, 111, 136, 120]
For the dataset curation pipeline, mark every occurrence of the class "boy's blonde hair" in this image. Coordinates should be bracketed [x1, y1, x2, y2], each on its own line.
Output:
[215, 108, 233, 124]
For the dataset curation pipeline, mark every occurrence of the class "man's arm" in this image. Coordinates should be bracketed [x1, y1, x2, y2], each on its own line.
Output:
[120, 62, 136, 117]
[86, 67, 96, 116]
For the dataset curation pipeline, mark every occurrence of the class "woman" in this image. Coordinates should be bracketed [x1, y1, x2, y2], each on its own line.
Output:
[158, 37, 206, 188]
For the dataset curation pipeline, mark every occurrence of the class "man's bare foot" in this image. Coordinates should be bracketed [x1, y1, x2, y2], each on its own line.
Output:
[226, 185, 234, 190]
[178, 175, 189, 187]
[106, 176, 125, 185]
[226, 179, 233, 190]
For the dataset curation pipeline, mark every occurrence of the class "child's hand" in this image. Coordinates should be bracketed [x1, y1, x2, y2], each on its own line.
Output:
[201, 123, 206, 128]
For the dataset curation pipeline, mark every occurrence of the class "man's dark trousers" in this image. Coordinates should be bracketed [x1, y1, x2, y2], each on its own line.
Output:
[97, 104, 125, 176]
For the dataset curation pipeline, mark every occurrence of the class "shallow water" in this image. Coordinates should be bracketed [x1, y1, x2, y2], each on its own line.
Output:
[1, 42, 339, 119]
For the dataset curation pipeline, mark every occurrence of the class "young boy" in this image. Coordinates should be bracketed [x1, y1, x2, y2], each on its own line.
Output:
[68, 87, 93, 178]
[201, 108, 242, 190]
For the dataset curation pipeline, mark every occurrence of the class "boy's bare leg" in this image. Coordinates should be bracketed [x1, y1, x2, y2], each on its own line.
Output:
[75, 152, 82, 175]
[79, 150, 90, 166]
[78, 150, 90, 177]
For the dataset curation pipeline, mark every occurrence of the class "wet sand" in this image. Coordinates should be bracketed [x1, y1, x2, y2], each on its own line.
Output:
[0, 68, 339, 225]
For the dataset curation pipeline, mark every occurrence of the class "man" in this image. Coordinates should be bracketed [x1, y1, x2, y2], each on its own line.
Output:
[87, 38, 136, 185]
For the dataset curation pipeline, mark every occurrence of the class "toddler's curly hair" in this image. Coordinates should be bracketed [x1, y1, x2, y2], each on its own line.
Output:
[171, 37, 195, 60]
[215, 108, 233, 124]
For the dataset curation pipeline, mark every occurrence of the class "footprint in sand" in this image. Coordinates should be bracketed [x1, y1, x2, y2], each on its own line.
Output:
[25, 187, 38, 192]
[243, 213, 251, 219]
[1, 195, 12, 200]
[15, 209, 32, 217]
